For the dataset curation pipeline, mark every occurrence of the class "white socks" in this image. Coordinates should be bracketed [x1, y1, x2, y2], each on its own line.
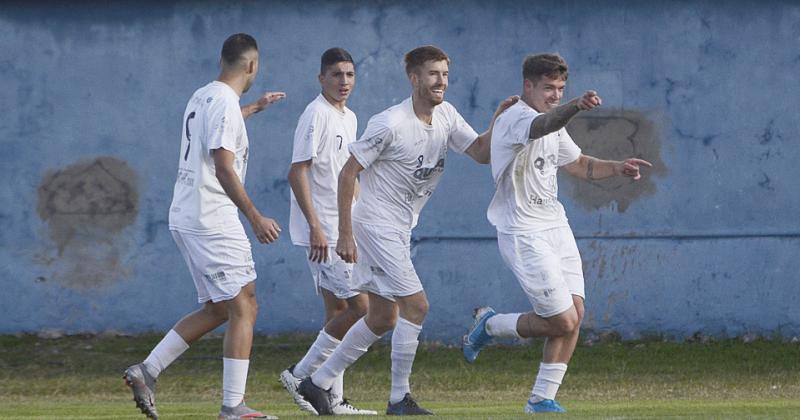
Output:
[390, 318, 422, 405]
[143, 329, 189, 378]
[331, 371, 344, 405]
[486, 313, 522, 339]
[531, 362, 568, 402]
[294, 330, 341, 378]
[312, 318, 382, 390]
[222, 357, 249, 407]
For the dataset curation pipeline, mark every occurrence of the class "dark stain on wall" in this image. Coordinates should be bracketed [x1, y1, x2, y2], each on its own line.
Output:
[36, 157, 138, 288]
[565, 110, 667, 212]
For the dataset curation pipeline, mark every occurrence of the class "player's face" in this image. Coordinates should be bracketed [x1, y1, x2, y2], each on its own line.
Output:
[319, 61, 355, 105]
[527, 76, 565, 113]
[412, 60, 448, 106]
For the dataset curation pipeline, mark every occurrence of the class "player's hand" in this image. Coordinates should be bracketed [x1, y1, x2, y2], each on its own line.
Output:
[309, 226, 329, 263]
[250, 91, 287, 114]
[616, 158, 653, 180]
[251, 215, 281, 244]
[336, 235, 358, 264]
[494, 95, 520, 117]
[576, 91, 602, 111]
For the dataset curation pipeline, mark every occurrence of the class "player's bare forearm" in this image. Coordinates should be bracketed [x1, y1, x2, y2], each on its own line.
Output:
[565, 154, 653, 181]
[288, 161, 322, 230]
[337, 166, 358, 236]
[241, 91, 287, 120]
[466, 133, 491, 164]
[214, 149, 280, 243]
[215, 161, 261, 221]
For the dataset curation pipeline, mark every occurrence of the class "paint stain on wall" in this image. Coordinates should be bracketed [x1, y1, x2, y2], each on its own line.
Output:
[36, 157, 138, 288]
[566, 110, 668, 212]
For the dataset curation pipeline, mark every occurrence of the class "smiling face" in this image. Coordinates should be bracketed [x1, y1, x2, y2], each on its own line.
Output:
[410, 59, 449, 107]
[524, 75, 565, 113]
[319, 61, 355, 108]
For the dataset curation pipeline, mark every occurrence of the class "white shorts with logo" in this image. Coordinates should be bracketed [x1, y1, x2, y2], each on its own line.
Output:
[305, 246, 359, 300]
[497, 226, 585, 318]
[351, 221, 422, 301]
[171, 227, 257, 304]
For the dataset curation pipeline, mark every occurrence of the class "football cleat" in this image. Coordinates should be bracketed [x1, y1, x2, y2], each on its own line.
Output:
[462, 306, 497, 363]
[386, 393, 433, 416]
[279, 364, 316, 414]
[524, 398, 566, 413]
[297, 377, 333, 415]
[123, 363, 159, 419]
[218, 401, 276, 419]
[332, 398, 377, 415]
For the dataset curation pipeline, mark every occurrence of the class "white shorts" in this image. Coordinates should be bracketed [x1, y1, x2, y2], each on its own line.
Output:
[171, 228, 257, 304]
[305, 246, 359, 300]
[351, 222, 422, 301]
[497, 226, 585, 318]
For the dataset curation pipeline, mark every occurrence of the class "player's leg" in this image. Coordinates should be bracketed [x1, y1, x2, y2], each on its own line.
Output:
[386, 291, 433, 415]
[124, 231, 218, 419]
[525, 228, 586, 413]
[300, 292, 395, 415]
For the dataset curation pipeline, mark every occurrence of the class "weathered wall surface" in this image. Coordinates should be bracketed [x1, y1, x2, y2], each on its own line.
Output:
[1, 0, 798, 341]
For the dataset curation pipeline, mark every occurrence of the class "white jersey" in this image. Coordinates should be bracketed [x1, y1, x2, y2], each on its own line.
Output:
[289, 94, 357, 246]
[349, 97, 478, 231]
[487, 100, 582, 234]
[169, 81, 249, 234]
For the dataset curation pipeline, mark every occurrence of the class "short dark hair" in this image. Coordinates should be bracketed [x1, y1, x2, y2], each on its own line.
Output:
[320, 48, 354, 74]
[221, 33, 258, 66]
[523, 53, 568, 84]
[404, 45, 449, 75]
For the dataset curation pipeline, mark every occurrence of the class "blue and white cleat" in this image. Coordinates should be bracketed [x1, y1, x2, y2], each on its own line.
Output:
[462, 306, 497, 363]
[524, 399, 566, 413]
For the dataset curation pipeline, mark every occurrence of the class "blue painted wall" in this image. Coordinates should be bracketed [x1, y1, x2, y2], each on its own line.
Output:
[2, 0, 798, 341]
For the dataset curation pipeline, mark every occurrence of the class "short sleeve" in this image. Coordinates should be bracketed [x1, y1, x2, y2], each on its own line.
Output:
[557, 129, 582, 167]
[445, 104, 479, 154]
[206, 97, 241, 152]
[510, 106, 539, 145]
[291, 109, 322, 163]
[348, 115, 393, 169]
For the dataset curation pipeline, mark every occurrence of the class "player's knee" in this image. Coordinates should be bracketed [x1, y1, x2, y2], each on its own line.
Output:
[203, 303, 229, 322]
[366, 310, 397, 333]
[347, 298, 369, 318]
[550, 310, 579, 335]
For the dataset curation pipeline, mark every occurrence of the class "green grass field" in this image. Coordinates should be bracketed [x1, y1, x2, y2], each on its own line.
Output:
[1, 333, 799, 419]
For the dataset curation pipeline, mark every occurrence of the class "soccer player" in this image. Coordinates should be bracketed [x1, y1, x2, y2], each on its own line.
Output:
[462, 53, 652, 413]
[279, 48, 376, 416]
[123, 33, 286, 420]
[297, 45, 518, 416]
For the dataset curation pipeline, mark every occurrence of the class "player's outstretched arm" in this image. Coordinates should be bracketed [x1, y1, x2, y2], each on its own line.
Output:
[288, 160, 329, 262]
[214, 148, 281, 243]
[563, 154, 653, 181]
[336, 157, 363, 263]
[466, 95, 520, 164]
[241, 91, 287, 120]
[529, 91, 601, 140]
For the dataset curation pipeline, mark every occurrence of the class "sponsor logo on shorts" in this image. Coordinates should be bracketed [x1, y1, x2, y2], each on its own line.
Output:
[542, 288, 556, 298]
[370, 266, 386, 275]
[204, 271, 227, 282]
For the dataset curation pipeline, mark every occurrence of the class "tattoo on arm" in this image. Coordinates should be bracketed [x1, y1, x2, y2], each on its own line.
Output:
[586, 158, 596, 180]
[530, 101, 581, 139]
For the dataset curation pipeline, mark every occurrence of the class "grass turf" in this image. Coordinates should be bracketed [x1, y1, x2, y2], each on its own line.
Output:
[1, 333, 799, 418]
